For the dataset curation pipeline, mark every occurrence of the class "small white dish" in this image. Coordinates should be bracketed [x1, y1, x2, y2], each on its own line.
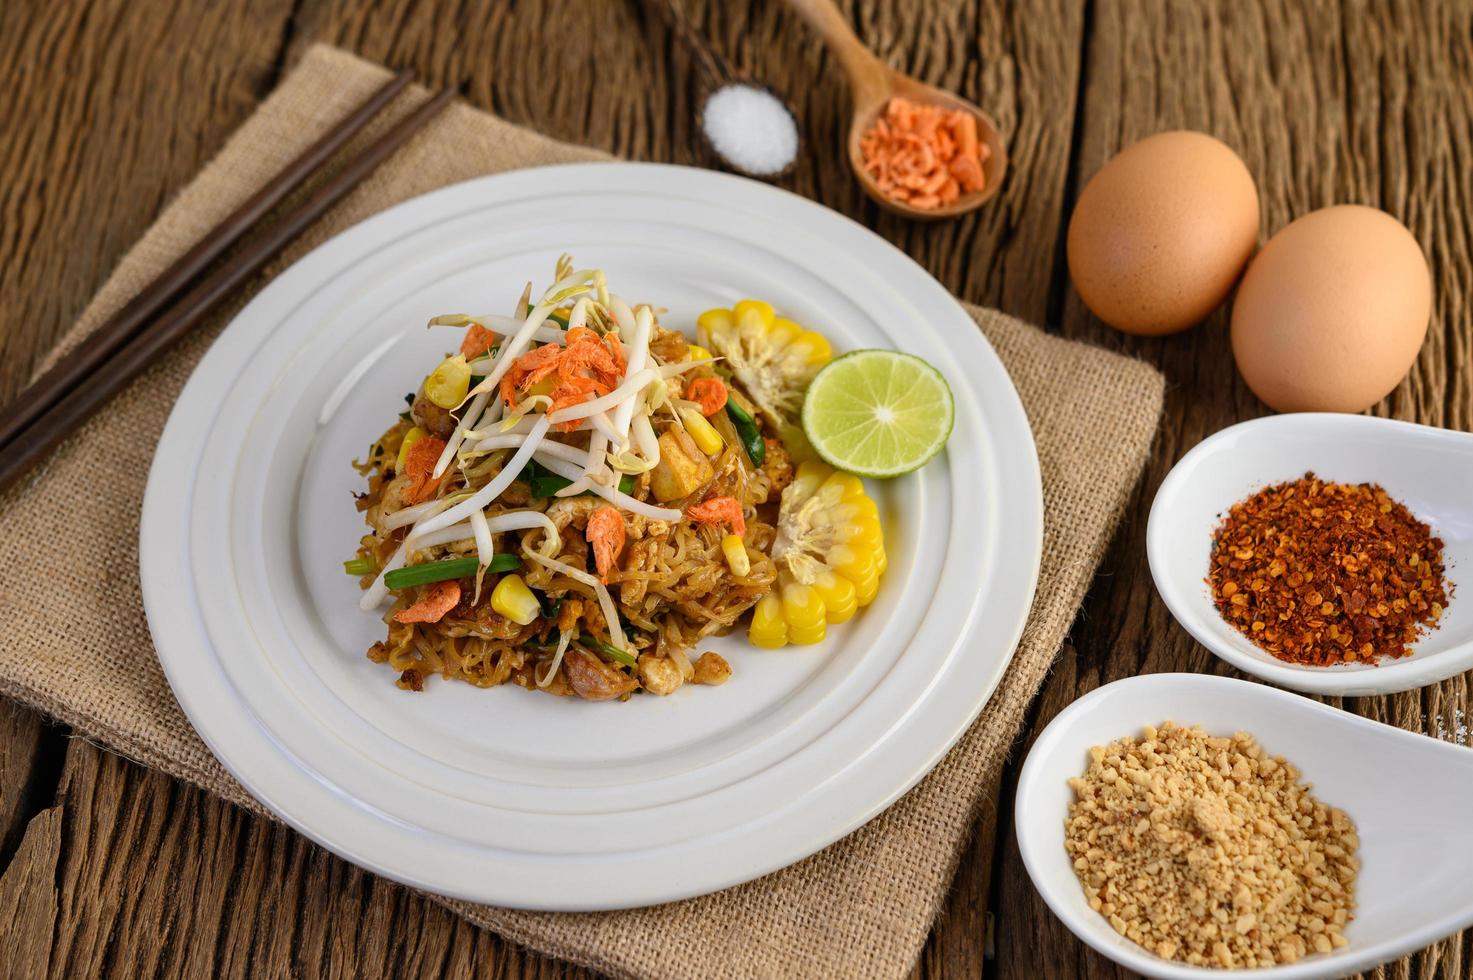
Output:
[1015, 672, 1473, 980]
[1148, 414, 1473, 696]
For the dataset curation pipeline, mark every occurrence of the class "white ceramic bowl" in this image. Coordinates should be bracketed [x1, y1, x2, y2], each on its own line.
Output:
[1015, 673, 1473, 979]
[1148, 414, 1473, 695]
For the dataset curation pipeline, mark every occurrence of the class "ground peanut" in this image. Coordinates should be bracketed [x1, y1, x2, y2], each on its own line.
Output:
[1064, 722, 1358, 969]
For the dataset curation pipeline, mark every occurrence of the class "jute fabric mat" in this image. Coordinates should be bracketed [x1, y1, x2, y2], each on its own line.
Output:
[0, 46, 1164, 980]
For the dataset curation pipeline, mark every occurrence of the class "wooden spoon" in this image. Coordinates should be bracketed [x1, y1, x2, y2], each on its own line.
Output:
[641, 0, 801, 180]
[783, 0, 1007, 218]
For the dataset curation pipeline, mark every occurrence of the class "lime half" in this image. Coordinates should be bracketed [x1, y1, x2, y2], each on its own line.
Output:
[801, 350, 954, 478]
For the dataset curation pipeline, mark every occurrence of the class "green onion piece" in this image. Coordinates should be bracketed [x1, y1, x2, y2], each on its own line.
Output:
[522, 460, 636, 499]
[725, 397, 766, 466]
[483, 553, 521, 573]
[384, 553, 519, 590]
[469, 375, 485, 389]
[343, 558, 376, 576]
[385, 556, 477, 589]
[526, 474, 571, 497]
[579, 633, 637, 667]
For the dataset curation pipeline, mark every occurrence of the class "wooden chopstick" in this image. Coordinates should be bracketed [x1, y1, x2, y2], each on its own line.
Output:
[0, 85, 457, 494]
[0, 69, 414, 451]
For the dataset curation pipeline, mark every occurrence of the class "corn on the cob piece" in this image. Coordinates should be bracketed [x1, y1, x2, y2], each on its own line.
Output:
[748, 461, 886, 647]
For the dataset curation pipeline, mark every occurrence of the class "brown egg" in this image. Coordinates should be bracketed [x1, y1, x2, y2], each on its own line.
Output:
[1067, 131, 1260, 335]
[1230, 205, 1431, 413]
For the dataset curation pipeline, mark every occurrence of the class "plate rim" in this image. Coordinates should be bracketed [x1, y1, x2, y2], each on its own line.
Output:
[140, 161, 1044, 909]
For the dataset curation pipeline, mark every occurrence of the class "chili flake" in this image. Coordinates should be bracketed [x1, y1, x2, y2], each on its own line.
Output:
[1208, 473, 1449, 666]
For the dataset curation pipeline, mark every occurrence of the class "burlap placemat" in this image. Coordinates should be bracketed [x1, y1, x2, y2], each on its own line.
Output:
[0, 46, 1163, 980]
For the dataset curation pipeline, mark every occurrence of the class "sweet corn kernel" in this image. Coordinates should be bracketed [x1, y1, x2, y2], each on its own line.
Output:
[491, 574, 540, 625]
[721, 534, 751, 577]
[687, 344, 714, 362]
[781, 582, 827, 629]
[749, 630, 788, 650]
[789, 460, 831, 505]
[696, 309, 735, 339]
[424, 354, 472, 409]
[768, 316, 802, 346]
[839, 516, 884, 549]
[748, 593, 788, 648]
[790, 329, 833, 366]
[812, 571, 858, 625]
[875, 546, 888, 576]
[789, 622, 827, 645]
[733, 299, 775, 330]
[680, 407, 724, 456]
[833, 500, 880, 526]
[854, 569, 880, 607]
[396, 426, 427, 471]
[822, 471, 867, 501]
[830, 544, 877, 582]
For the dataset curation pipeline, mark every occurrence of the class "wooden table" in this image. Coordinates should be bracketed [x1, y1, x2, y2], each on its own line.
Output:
[2, 1, 1470, 976]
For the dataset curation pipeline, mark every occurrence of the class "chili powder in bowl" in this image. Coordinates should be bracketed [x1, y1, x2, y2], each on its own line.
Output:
[1208, 474, 1449, 667]
[1147, 414, 1473, 696]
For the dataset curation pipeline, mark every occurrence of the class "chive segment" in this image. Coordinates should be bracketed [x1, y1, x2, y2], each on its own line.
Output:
[579, 632, 637, 666]
[520, 460, 636, 498]
[384, 553, 519, 589]
[725, 397, 765, 466]
[343, 558, 377, 576]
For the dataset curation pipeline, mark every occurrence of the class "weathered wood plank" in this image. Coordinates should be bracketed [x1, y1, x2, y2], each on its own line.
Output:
[0, 0, 1088, 976]
[994, 2, 1473, 978]
[6, 0, 1468, 976]
[0, 702, 52, 871]
[0, 0, 299, 974]
[40, 739, 608, 979]
[0, 807, 62, 979]
[0, 0, 298, 398]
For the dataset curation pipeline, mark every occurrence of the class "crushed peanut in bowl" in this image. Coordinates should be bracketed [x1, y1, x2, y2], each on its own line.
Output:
[1065, 721, 1359, 969]
[1209, 473, 1449, 667]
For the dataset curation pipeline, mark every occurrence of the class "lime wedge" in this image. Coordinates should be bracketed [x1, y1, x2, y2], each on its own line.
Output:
[800, 350, 954, 478]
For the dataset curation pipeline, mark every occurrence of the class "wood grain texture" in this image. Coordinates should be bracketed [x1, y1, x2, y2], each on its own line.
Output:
[0, 806, 61, 979]
[994, 2, 1473, 979]
[0, 0, 1469, 977]
[0, 701, 51, 871]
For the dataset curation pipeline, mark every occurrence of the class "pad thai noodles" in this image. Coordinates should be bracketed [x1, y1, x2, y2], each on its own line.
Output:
[350, 255, 887, 700]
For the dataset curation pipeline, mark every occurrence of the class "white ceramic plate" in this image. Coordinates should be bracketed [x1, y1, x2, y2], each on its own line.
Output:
[1149, 414, 1473, 696]
[1016, 673, 1473, 979]
[140, 163, 1042, 910]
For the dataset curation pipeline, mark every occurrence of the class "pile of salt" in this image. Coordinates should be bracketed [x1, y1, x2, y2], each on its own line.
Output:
[700, 84, 799, 177]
